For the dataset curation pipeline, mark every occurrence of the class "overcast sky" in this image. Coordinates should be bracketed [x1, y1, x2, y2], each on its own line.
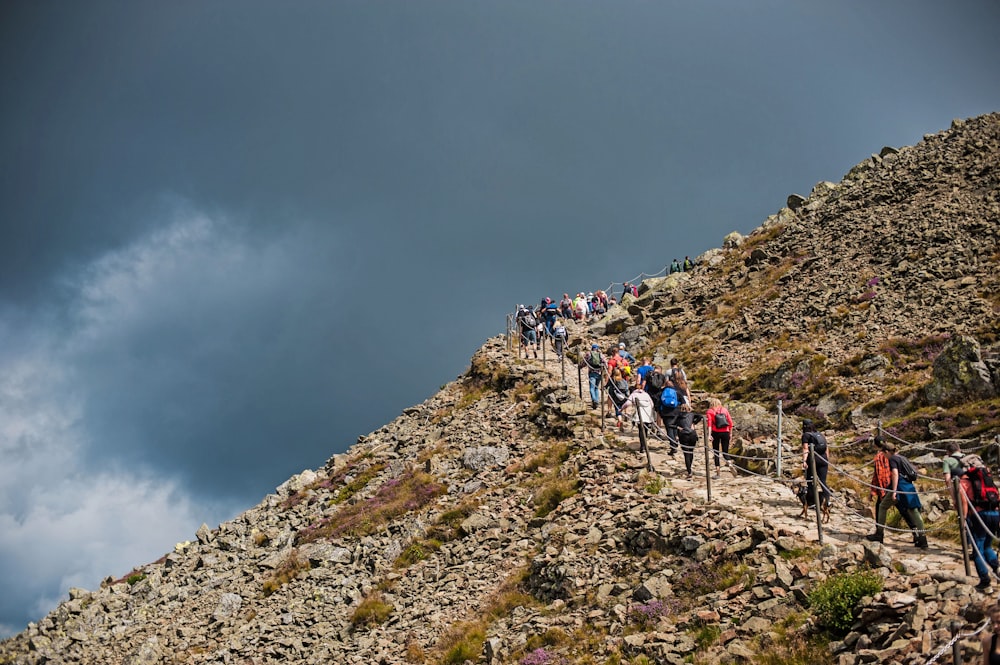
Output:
[1, 0, 998, 636]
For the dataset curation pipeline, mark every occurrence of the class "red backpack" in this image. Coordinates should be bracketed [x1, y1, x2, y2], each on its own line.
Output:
[962, 455, 1000, 512]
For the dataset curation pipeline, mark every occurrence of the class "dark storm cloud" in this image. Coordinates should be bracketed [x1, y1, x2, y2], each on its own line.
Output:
[1, 0, 999, 637]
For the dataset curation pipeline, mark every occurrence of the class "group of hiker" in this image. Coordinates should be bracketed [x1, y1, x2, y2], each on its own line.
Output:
[514, 295, 1000, 593]
[577, 342, 734, 480]
[827, 433, 1000, 590]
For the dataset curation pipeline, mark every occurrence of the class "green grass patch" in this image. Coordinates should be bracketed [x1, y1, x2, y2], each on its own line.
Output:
[808, 568, 883, 633]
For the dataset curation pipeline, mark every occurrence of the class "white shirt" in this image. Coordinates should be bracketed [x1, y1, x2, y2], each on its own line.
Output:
[626, 389, 656, 424]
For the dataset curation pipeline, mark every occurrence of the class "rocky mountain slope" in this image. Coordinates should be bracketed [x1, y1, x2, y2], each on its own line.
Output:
[2, 112, 998, 665]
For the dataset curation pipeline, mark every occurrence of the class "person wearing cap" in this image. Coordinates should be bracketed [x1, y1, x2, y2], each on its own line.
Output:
[617, 342, 636, 365]
[579, 343, 605, 409]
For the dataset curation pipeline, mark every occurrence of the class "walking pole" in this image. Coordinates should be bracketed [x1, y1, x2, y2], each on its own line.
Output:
[776, 399, 783, 479]
[809, 441, 824, 545]
[704, 416, 712, 503]
[560, 348, 565, 383]
[955, 477, 972, 576]
[541, 328, 547, 364]
[577, 365, 583, 400]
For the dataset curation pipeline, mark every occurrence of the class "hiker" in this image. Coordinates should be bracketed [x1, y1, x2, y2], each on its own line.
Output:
[800, 419, 831, 510]
[675, 404, 703, 479]
[559, 293, 574, 320]
[516, 305, 538, 358]
[866, 438, 927, 548]
[658, 375, 683, 456]
[552, 319, 569, 360]
[624, 385, 656, 451]
[608, 353, 632, 377]
[540, 297, 559, 336]
[683, 255, 694, 271]
[865, 436, 894, 544]
[958, 454, 1000, 590]
[942, 441, 966, 511]
[616, 342, 636, 366]
[942, 441, 965, 483]
[669, 259, 681, 274]
[574, 293, 588, 321]
[605, 367, 630, 430]
[666, 358, 687, 385]
[706, 397, 734, 477]
[634, 358, 654, 389]
[579, 343, 605, 410]
[980, 599, 1000, 662]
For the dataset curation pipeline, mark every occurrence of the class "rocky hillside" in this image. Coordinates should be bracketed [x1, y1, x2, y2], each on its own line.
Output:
[2, 113, 998, 665]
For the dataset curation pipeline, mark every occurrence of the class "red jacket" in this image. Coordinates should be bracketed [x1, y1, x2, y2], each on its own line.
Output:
[707, 406, 733, 433]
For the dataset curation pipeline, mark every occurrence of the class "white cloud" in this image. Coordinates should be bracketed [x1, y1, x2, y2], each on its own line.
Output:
[0, 207, 296, 637]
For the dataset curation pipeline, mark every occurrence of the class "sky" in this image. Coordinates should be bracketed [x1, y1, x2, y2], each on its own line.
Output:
[1, 0, 998, 637]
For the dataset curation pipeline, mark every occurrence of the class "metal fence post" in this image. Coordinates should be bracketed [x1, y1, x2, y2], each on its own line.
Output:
[776, 399, 783, 479]
[955, 477, 972, 577]
[809, 440, 824, 545]
[704, 416, 712, 503]
[950, 620, 963, 665]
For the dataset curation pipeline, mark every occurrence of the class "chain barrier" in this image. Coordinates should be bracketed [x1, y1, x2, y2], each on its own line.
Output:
[923, 617, 990, 665]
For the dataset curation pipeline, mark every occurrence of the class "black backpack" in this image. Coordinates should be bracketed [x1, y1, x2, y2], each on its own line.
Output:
[713, 409, 729, 429]
[646, 371, 666, 391]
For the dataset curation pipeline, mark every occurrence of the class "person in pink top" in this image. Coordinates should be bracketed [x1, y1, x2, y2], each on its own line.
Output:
[706, 397, 734, 478]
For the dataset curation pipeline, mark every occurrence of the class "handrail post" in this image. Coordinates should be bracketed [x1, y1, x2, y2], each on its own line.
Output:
[704, 416, 712, 503]
[950, 621, 963, 665]
[955, 477, 972, 576]
[810, 440, 824, 545]
[776, 399, 783, 479]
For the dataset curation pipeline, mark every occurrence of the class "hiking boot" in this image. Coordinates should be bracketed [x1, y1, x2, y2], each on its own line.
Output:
[914, 535, 928, 549]
[864, 530, 884, 543]
[976, 578, 992, 591]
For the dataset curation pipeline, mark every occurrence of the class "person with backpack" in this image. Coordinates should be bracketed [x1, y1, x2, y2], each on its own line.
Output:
[559, 293, 574, 320]
[683, 255, 694, 271]
[866, 435, 894, 544]
[658, 375, 683, 457]
[669, 259, 681, 274]
[516, 306, 539, 359]
[942, 441, 965, 483]
[958, 454, 1000, 590]
[540, 297, 559, 337]
[551, 319, 569, 360]
[675, 404, 703, 479]
[866, 439, 928, 548]
[800, 420, 831, 512]
[706, 398, 734, 478]
[605, 367, 630, 430]
[579, 343, 605, 410]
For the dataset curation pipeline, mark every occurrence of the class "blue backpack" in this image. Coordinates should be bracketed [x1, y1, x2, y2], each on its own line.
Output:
[660, 387, 678, 408]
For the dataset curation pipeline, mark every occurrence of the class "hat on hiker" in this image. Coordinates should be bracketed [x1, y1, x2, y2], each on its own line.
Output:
[801, 419, 814, 431]
[619, 343, 625, 349]
[591, 343, 599, 350]
[961, 454, 985, 469]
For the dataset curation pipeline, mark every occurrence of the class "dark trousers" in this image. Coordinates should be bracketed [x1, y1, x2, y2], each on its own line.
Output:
[711, 431, 731, 468]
